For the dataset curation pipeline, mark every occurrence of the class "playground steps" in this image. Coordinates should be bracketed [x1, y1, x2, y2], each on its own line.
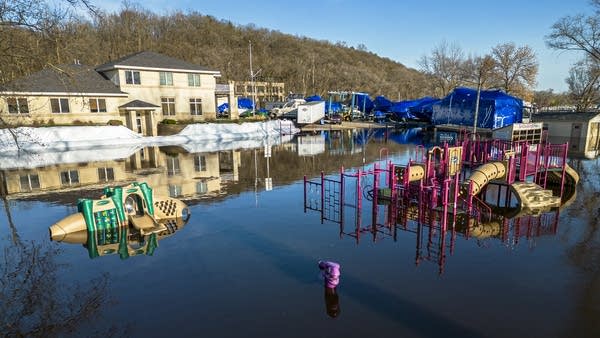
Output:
[129, 214, 167, 235]
[511, 182, 561, 212]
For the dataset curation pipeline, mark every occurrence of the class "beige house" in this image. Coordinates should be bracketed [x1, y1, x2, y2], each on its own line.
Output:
[532, 111, 600, 158]
[0, 51, 234, 136]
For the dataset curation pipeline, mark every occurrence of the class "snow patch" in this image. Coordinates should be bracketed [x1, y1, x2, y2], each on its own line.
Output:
[0, 120, 299, 169]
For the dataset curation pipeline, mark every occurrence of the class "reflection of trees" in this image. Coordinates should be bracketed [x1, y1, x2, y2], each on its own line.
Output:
[0, 200, 119, 337]
[564, 158, 600, 336]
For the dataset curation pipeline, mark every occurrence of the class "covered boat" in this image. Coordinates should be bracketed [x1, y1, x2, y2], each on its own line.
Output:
[431, 87, 523, 129]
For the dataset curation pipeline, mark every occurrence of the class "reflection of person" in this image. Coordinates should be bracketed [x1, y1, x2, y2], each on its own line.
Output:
[324, 286, 340, 318]
[318, 260, 341, 318]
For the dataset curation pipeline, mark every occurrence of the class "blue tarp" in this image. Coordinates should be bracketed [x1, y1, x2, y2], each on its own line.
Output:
[407, 97, 440, 121]
[373, 96, 393, 113]
[355, 94, 374, 113]
[373, 111, 387, 122]
[305, 95, 322, 102]
[325, 102, 343, 113]
[218, 103, 229, 113]
[431, 87, 523, 129]
[372, 128, 422, 144]
[391, 97, 438, 121]
[238, 97, 254, 109]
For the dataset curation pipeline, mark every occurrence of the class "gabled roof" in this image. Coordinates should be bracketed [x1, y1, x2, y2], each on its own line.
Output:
[0, 64, 126, 95]
[119, 100, 160, 110]
[95, 51, 220, 75]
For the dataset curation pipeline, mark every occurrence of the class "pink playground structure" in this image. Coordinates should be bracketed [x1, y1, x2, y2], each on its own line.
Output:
[303, 129, 579, 273]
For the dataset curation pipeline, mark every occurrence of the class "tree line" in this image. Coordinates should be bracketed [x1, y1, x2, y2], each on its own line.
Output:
[1, 0, 600, 109]
[0, 1, 430, 100]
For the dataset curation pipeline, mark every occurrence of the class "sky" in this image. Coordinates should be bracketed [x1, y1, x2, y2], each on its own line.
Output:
[95, 0, 594, 92]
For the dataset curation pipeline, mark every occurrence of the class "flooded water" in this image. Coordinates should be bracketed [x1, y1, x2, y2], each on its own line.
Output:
[1, 128, 599, 337]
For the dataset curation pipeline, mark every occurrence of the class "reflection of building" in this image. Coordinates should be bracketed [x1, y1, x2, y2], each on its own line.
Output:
[0, 147, 241, 201]
[297, 133, 325, 156]
[0, 51, 233, 136]
[232, 80, 285, 107]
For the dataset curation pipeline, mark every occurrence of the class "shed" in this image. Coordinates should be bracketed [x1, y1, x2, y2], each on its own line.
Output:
[532, 111, 600, 158]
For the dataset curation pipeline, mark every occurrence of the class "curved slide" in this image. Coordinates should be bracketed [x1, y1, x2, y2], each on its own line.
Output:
[463, 162, 507, 196]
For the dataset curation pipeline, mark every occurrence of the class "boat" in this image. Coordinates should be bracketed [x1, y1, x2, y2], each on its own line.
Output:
[49, 182, 190, 258]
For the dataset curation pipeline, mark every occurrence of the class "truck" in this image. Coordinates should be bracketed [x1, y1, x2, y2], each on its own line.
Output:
[296, 101, 325, 125]
[269, 98, 306, 119]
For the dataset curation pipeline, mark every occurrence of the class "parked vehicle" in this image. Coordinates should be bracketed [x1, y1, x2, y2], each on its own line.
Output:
[269, 99, 306, 119]
[324, 113, 342, 124]
[297, 101, 325, 125]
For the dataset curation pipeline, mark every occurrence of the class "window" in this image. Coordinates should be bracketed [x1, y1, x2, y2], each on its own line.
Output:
[190, 98, 202, 116]
[50, 98, 70, 113]
[98, 167, 115, 182]
[7, 98, 29, 114]
[60, 170, 79, 185]
[196, 181, 208, 195]
[19, 174, 40, 191]
[89, 98, 107, 113]
[166, 157, 180, 176]
[168, 185, 182, 198]
[125, 70, 141, 85]
[188, 73, 201, 87]
[194, 155, 207, 172]
[161, 97, 175, 116]
[160, 72, 173, 86]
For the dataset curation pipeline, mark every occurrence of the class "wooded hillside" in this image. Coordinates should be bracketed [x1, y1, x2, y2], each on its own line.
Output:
[0, 4, 431, 100]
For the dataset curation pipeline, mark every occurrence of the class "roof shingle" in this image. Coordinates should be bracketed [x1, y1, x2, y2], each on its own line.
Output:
[95, 51, 219, 73]
[0, 64, 125, 95]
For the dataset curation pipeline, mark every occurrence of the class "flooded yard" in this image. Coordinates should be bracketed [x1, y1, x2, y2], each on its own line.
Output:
[1, 128, 599, 337]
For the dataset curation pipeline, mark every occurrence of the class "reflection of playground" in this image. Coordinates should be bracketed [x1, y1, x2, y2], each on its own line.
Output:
[304, 132, 579, 273]
[49, 182, 190, 259]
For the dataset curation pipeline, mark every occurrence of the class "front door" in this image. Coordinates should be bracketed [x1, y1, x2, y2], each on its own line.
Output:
[135, 112, 143, 134]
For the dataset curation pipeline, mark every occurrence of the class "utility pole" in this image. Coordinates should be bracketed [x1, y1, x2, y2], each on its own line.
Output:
[473, 83, 481, 140]
[249, 41, 256, 117]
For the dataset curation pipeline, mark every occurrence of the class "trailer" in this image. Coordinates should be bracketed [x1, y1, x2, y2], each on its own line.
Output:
[297, 101, 325, 125]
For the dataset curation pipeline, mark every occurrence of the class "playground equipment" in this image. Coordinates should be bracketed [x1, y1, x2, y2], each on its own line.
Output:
[49, 182, 190, 259]
[303, 126, 579, 273]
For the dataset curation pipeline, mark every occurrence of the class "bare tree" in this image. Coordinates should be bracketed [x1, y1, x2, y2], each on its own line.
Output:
[0, 237, 119, 336]
[491, 42, 538, 96]
[566, 57, 600, 111]
[418, 40, 465, 97]
[546, 1, 600, 62]
[461, 54, 496, 89]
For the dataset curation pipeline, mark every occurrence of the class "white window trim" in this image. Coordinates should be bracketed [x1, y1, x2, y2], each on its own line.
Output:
[160, 72, 173, 86]
[89, 98, 107, 113]
[190, 98, 202, 115]
[125, 70, 141, 85]
[7, 97, 29, 114]
[51, 98, 70, 114]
